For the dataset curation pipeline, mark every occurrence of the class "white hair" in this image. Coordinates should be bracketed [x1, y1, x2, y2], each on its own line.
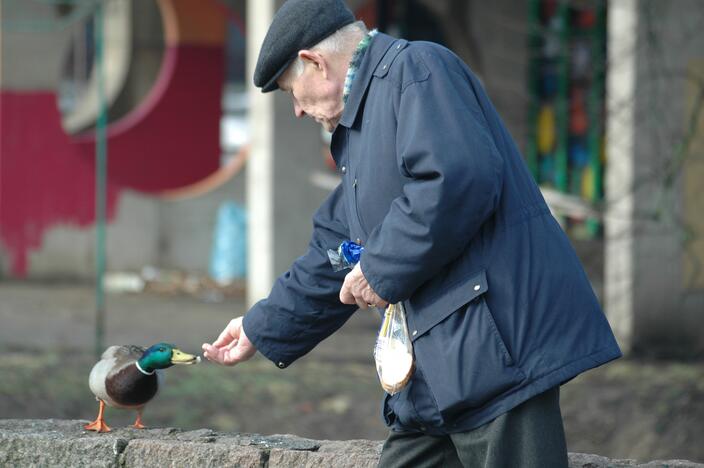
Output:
[286, 20, 368, 79]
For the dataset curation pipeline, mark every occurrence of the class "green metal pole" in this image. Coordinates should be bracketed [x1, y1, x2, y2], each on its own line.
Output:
[586, 2, 607, 237]
[526, 0, 540, 180]
[94, 0, 107, 359]
[555, 1, 569, 193]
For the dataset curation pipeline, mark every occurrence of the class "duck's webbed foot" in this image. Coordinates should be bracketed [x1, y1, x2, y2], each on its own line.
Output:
[132, 409, 146, 429]
[84, 399, 111, 433]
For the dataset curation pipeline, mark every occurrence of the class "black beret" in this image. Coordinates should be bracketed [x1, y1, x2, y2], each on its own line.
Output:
[254, 0, 356, 93]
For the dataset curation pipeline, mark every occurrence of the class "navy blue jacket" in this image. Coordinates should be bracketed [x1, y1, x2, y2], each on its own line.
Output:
[243, 33, 621, 434]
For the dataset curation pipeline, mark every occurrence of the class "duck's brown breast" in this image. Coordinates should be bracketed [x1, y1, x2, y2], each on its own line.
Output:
[106, 364, 158, 407]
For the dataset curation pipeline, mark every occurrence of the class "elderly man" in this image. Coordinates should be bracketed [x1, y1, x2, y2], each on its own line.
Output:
[203, 0, 622, 466]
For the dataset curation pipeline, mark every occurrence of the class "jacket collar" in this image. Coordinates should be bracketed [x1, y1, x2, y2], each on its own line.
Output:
[337, 32, 408, 129]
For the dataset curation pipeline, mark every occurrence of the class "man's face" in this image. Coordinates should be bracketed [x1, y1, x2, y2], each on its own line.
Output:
[278, 52, 345, 133]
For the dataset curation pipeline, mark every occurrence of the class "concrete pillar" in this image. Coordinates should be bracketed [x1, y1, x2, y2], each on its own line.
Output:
[605, 0, 704, 356]
[245, 1, 333, 307]
[246, 0, 276, 306]
[604, 0, 638, 352]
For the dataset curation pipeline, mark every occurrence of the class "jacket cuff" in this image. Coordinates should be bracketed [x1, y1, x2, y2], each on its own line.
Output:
[242, 308, 293, 369]
[359, 258, 398, 304]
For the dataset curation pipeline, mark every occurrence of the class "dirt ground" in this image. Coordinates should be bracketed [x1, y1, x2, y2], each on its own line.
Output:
[0, 281, 702, 463]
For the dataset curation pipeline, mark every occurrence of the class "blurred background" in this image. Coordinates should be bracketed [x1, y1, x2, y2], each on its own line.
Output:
[0, 0, 702, 463]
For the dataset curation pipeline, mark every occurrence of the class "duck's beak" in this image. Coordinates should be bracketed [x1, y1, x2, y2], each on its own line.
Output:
[170, 348, 201, 365]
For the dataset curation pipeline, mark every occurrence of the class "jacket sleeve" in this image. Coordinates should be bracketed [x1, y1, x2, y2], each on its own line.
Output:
[242, 184, 357, 368]
[361, 66, 504, 303]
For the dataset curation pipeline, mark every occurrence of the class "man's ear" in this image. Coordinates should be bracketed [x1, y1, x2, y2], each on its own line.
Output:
[298, 50, 328, 77]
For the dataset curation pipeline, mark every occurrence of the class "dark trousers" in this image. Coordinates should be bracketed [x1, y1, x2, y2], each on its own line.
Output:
[377, 386, 568, 468]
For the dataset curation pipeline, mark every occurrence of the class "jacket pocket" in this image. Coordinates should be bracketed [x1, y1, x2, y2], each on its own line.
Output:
[352, 175, 372, 236]
[406, 270, 526, 419]
[406, 270, 489, 341]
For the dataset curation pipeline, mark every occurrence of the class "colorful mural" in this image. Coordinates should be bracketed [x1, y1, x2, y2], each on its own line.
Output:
[0, 0, 228, 276]
[527, 0, 606, 237]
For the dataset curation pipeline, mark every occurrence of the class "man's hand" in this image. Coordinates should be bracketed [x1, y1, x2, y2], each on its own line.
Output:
[202, 317, 257, 366]
[339, 263, 388, 309]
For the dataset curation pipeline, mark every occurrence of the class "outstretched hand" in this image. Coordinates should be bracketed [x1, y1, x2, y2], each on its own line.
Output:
[339, 263, 388, 309]
[202, 316, 257, 366]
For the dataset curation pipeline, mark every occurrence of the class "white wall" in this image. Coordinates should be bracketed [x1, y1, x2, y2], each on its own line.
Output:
[606, 0, 704, 356]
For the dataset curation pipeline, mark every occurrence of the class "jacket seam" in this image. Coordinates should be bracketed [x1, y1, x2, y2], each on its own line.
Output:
[409, 354, 444, 427]
[413, 266, 488, 310]
[374, 61, 431, 94]
[497, 204, 552, 231]
[522, 344, 619, 383]
[482, 298, 519, 367]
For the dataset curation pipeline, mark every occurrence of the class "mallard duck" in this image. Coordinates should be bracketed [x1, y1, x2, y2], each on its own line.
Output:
[84, 343, 200, 432]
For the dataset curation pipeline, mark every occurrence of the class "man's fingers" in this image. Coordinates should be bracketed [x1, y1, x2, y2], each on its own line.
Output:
[203, 343, 235, 366]
[339, 286, 356, 305]
[364, 293, 387, 309]
[341, 280, 377, 309]
[212, 318, 242, 347]
[203, 317, 256, 367]
[225, 338, 239, 350]
[201, 343, 219, 362]
[223, 340, 257, 366]
[202, 343, 222, 358]
[340, 283, 368, 309]
[212, 328, 234, 348]
[339, 264, 388, 310]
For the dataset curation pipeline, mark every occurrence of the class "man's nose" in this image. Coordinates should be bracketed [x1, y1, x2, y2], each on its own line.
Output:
[293, 101, 305, 118]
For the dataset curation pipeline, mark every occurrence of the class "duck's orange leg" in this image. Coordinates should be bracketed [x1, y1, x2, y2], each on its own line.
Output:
[132, 409, 146, 429]
[84, 399, 111, 433]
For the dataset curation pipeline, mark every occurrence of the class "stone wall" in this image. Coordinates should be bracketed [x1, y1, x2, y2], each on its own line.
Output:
[1, 420, 701, 468]
[605, 0, 704, 357]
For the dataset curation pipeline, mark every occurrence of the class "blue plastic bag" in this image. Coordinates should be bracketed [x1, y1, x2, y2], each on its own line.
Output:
[209, 201, 247, 284]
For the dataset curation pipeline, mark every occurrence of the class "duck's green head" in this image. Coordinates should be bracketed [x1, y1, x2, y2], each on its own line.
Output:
[137, 343, 200, 373]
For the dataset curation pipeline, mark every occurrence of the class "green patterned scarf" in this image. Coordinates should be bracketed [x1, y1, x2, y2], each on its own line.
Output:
[343, 29, 378, 104]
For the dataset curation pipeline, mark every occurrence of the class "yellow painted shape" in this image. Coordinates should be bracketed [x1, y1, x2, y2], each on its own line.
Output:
[581, 166, 595, 200]
[537, 105, 556, 154]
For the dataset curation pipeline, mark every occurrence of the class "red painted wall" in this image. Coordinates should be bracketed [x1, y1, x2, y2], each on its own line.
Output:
[72, 45, 223, 192]
[0, 92, 120, 275]
[0, 43, 224, 276]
